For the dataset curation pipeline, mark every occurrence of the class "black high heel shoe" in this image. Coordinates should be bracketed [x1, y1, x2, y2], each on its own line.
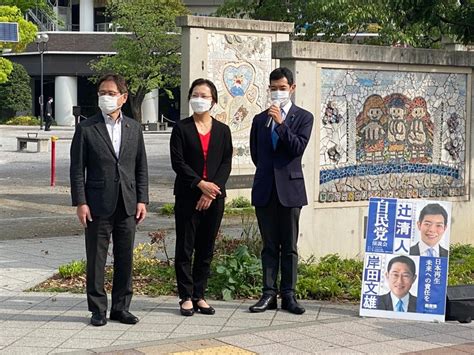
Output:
[179, 298, 194, 316]
[192, 298, 215, 315]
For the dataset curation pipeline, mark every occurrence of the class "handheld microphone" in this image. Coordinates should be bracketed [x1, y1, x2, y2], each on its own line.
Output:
[266, 100, 281, 128]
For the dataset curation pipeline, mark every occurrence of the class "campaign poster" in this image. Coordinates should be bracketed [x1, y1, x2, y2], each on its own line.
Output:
[359, 198, 451, 322]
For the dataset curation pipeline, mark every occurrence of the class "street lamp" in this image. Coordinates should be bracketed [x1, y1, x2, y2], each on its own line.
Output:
[35, 33, 49, 130]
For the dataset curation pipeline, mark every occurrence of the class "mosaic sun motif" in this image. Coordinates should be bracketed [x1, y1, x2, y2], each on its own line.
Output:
[319, 68, 468, 203]
[223, 63, 254, 97]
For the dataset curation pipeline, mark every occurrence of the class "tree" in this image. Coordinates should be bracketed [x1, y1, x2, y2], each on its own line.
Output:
[0, 0, 47, 13]
[90, 0, 189, 122]
[0, 62, 32, 119]
[216, 0, 473, 48]
[0, 5, 37, 83]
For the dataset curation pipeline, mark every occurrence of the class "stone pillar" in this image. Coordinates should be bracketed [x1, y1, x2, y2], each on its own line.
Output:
[80, 0, 94, 32]
[55, 76, 77, 126]
[141, 89, 159, 123]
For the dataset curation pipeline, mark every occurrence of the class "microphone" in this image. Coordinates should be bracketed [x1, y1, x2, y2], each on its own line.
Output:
[266, 100, 280, 128]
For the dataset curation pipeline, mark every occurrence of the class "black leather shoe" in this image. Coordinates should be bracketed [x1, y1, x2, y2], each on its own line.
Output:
[90, 312, 107, 326]
[281, 295, 305, 314]
[109, 310, 139, 324]
[179, 298, 194, 316]
[249, 294, 277, 313]
[192, 299, 215, 315]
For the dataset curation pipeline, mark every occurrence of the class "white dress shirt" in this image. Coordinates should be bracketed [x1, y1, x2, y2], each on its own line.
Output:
[103, 112, 122, 158]
[418, 240, 440, 257]
[390, 292, 410, 312]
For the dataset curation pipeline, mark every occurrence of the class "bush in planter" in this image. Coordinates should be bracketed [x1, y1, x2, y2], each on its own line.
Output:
[0, 62, 32, 120]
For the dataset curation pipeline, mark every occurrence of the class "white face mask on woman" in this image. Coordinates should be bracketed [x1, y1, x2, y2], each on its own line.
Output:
[270, 90, 290, 106]
[98, 94, 123, 114]
[189, 97, 212, 114]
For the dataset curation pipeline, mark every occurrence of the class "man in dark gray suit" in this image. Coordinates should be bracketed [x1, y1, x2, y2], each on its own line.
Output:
[70, 74, 148, 326]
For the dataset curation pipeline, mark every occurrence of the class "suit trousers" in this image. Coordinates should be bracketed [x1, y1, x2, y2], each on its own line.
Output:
[174, 196, 224, 300]
[255, 186, 301, 297]
[85, 189, 136, 314]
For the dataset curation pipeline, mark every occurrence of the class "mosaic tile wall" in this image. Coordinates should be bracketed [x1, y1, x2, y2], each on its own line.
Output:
[207, 33, 273, 166]
[319, 68, 468, 203]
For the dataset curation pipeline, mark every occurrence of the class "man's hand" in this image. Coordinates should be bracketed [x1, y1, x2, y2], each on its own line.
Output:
[197, 180, 221, 199]
[195, 194, 213, 211]
[77, 204, 92, 227]
[136, 203, 147, 224]
[268, 104, 283, 125]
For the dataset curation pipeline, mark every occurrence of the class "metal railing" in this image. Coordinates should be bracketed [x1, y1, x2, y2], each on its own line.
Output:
[26, 7, 57, 32]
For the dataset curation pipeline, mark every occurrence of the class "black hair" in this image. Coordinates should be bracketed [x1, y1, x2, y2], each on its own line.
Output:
[188, 78, 218, 104]
[387, 256, 416, 276]
[98, 74, 128, 94]
[269, 67, 294, 86]
[418, 203, 448, 226]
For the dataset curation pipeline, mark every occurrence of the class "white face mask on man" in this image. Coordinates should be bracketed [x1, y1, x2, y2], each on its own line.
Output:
[98, 94, 123, 114]
[189, 97, 212, 114]
[270, 90, 291, 106]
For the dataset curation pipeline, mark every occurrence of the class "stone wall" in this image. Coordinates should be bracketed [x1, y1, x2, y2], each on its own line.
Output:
[273, 41, 473, 258]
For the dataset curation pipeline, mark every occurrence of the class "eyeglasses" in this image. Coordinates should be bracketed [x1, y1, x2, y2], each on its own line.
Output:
[191, 94, 212, 99]
[98, 91, 122, 97]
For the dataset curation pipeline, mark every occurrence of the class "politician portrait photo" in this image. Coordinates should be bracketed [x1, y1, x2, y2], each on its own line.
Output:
[377, 255, 418, 313]
[410, 202, 450, 258]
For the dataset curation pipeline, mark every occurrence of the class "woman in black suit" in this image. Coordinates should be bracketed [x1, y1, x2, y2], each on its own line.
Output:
[170, 78, 233, 316]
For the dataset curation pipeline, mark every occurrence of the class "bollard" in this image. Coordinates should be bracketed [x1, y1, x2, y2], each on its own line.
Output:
[51, 136, 58, 187]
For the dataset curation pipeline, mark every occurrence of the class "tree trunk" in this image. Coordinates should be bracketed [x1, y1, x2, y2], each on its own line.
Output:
[128, 87, 146, 123]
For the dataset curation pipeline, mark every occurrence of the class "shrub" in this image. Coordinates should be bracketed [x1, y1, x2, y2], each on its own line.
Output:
[58, 260, 86, 278]
[226, 196, 251, 208]
[449, 243, 474, 285]
[0, 62, 32, 120]
[2, 115, 39, 125]
[296, 254, 363, 301]
[208, 245, 262, 300]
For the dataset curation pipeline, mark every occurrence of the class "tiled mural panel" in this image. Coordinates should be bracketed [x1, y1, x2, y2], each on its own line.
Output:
[319, 69, 468, 203]
[207, 33, 272, 166]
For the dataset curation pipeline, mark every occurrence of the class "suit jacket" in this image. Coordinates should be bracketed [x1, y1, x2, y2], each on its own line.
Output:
[170, 116, 233, 200]
[70, 112, 149, 217]
[377, 292, 417, 312]
[410, 242, 449, 257]
[250, 103, 314, 207]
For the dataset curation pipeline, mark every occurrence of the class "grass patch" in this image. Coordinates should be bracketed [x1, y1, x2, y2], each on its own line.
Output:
[30, 238, 474, 302]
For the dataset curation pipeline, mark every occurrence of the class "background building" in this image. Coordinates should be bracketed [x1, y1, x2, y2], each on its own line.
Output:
[6, 0, 224, 125]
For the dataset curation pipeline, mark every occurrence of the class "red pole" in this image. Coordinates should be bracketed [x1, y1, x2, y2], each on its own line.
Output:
[51, 136, 57, 187]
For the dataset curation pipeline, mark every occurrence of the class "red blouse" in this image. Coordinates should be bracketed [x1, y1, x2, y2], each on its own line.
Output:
[199, 131, 211, 179]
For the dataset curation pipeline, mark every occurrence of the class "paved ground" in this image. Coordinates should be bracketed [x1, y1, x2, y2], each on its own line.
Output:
[1, 125, 474, 354]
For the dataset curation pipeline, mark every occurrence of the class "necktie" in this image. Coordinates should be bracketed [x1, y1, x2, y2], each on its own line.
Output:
[271, 109, 285, 150]
[396, 299, 404, 312]
[427, 248, 435, 257]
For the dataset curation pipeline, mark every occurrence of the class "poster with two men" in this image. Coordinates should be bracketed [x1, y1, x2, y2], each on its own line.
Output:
[360, 198, 451, 322]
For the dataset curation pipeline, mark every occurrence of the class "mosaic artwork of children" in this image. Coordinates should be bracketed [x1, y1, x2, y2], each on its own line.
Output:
[355, 93, 434, 164]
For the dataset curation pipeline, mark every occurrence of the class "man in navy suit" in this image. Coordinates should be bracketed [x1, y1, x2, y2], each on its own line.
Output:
[249, 67, 314, 314]
[377, 255, 418, 312]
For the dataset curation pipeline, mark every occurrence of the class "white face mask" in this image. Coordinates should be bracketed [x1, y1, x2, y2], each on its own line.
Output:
[270, 90, 290, 106]
[190, 97, 212, 114]
[98, 94, 122, 114]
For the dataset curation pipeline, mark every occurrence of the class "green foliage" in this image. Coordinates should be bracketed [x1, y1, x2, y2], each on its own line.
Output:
[0, 0, 46, 13]
[217, 0, 474, 47]
[1, 115, 39, 125]
[58, 260, 86, 278]
[89, 0, 189, 122]
[160, 203, 175, 216]
[208, 245, 262, 300]
[0, 5, 37, 83]
[449, 243, 474, 285]
[226, 196, 251, 208]
[0, 62, 32, 119]
[0, 6, 37, 52]
[0, 58, 13, 84]
[296, 254, 363, 301]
